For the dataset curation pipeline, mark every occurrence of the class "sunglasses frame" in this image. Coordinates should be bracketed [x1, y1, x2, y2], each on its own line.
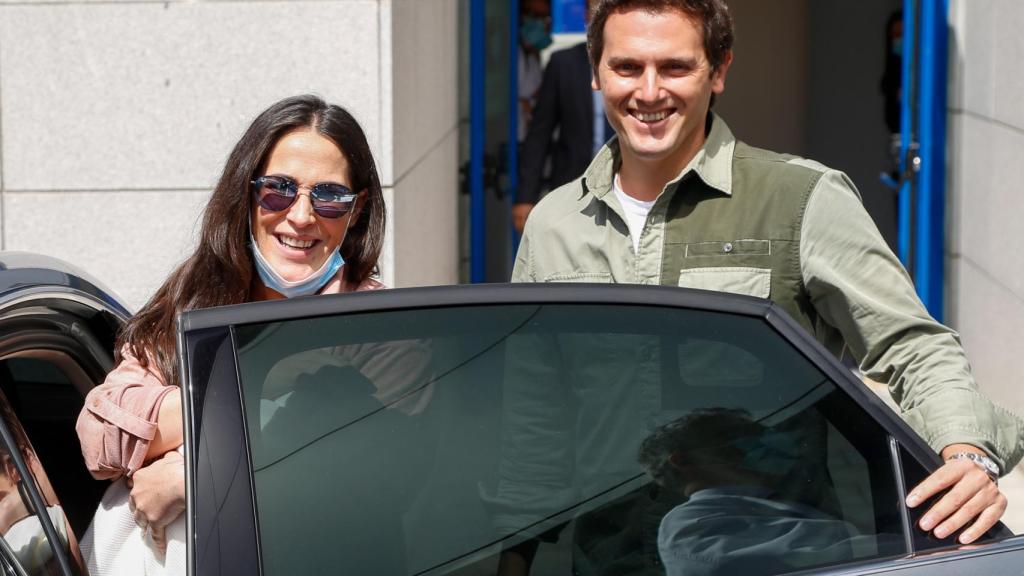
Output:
[251, 175, 359, 219]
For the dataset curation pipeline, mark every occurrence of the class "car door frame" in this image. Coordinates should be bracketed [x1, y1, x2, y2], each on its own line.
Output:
[177, 283, 1024, 576]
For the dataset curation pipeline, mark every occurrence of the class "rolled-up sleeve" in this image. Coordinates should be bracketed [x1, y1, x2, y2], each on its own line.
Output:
[76, 349, 177, 479]
[799, 171, 1024, 473]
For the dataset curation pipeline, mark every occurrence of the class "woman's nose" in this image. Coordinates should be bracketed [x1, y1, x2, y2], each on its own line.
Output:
[286, 192, 317, 227]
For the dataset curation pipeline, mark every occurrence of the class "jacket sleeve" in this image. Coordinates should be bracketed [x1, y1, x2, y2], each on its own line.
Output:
[518, 52, 563, 205]
[799, 170, 1024, 473]
[76, 348, 177, 480]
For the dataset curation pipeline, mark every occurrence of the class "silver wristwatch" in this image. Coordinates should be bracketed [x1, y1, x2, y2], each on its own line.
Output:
[947, 452, 1000, 484]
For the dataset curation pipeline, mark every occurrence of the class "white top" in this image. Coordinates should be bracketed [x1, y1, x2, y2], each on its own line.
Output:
[612, 174, 656, 252]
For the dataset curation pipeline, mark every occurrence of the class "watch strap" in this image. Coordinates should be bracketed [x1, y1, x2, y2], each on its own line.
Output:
[946, 452, 1000, 484]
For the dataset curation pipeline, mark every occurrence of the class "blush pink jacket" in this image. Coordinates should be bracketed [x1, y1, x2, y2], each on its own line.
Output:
[76, 273, 384, 480]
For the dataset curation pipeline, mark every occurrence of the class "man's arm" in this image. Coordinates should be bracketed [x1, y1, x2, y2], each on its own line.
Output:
[799, 170, 1023, 543]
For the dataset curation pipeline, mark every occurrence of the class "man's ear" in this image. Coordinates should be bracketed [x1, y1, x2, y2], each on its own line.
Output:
[711, 50, 733, 95]
[668, 452, 687, 470]
[591, 71, 601, 91]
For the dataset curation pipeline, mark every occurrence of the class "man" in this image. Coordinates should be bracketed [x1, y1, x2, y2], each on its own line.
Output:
[514, 0, 614, 233]
[513, 40, 603, 233]
[513, 0, 1021, 545]
[638, 409, 905, 576]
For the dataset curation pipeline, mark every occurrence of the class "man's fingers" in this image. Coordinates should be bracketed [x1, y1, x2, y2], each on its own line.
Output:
[931, 481, 1003, 538]
[907, 461, 970, 508]
[918, 466, 991, 532]
[958, 496, 1008, 544]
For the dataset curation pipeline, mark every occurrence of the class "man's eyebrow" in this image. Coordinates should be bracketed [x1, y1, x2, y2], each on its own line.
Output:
[605, 56, 700, 68]
[660, 57, 699, 68]
[606, 56, 640, 67]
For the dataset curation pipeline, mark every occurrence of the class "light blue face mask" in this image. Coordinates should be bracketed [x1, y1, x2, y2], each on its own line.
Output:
[521, 17, 553, 52]
[250, 232, 345, 298]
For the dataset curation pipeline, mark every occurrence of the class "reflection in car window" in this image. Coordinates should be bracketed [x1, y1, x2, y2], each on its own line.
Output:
[0, 386, 81, 575]
[234, 304, 907, 575]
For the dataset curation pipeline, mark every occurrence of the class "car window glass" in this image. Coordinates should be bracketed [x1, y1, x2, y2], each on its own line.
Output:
[0, 382, 82, 575]
[1, 356, 106, 539]
[234, 304, 907, 576]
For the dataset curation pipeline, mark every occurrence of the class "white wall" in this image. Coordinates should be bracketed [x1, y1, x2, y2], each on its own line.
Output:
[948, 0, 1024, 416]
[0, 0, 460, 309]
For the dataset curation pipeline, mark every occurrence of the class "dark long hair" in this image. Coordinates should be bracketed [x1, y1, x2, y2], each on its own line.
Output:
[118, 95, 385, 387]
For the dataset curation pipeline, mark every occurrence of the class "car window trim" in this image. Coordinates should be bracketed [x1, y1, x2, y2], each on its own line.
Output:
[178, 283, 772, 333]
[0, 410, 74, 575]
[0, 534, 30, 576]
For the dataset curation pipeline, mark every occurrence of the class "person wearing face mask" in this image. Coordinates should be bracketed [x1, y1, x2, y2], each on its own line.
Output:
[75, 95, 391, 569]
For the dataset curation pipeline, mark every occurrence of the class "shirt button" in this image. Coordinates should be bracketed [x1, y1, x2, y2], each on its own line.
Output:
[724, 242, 734, 253]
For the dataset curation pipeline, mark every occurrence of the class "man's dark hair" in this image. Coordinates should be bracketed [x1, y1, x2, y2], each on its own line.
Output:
[586, 0, 735, 75]
[638, 408, 762, 490]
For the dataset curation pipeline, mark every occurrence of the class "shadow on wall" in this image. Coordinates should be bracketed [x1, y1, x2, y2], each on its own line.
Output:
[718, 0, 901, 249]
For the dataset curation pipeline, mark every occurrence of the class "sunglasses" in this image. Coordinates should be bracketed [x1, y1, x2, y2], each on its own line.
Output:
[251, 175, 359, 219]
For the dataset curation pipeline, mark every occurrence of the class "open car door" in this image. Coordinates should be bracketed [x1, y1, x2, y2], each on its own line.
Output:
[0, 252, 131, 575]
[179, 284, 1024, 576]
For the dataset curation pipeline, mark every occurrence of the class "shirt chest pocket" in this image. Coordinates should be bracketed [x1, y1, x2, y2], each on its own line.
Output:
[677, 267, 771, 298]
[676, 239, 772, 298]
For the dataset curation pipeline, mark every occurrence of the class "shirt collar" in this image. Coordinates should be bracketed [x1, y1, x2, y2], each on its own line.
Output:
[581, 112, 736, 201]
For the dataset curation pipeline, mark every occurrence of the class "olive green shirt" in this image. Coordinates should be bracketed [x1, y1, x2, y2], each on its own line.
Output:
[512, 115, 1024, 472]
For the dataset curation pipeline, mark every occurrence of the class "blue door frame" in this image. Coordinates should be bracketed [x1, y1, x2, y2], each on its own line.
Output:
[468, 0, 520, 283]
[899, 0, 949, 321]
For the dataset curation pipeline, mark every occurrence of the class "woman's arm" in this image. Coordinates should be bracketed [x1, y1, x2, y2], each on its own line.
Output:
[147, 392, 182, 462]
[76, 348, 179, 479]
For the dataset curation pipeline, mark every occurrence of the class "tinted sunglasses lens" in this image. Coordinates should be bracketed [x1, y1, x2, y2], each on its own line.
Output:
[254, 178, 296, 212]
[311, 185, 357, 219]
[258, 192, 297, 212]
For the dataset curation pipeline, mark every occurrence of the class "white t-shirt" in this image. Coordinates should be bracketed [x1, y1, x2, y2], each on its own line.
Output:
[612, 174, 656, 252]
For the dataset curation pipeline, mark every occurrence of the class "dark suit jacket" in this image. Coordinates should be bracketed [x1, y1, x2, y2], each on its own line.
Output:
[518, 42, 600, 205]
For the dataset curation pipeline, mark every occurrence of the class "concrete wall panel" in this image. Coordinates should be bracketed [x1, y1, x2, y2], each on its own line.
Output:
[949, 0, 996, 117]
[0, 1, 381, 191]
[3, 189, 210, 309]
[950, 113, 1024, 298]
[390, 0, 459, 183]
[391, 127, 458, 287]
[993, 0, 1024, 129]
[950, 257, 1024, 416]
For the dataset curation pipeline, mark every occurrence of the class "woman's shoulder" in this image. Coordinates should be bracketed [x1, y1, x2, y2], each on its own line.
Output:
[351, 277, 387, 292]
[321, 268, 387, 294]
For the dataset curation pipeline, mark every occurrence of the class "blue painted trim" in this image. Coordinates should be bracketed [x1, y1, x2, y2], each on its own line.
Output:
[470, 0, 486, 283]
[898, 0, 915, 268]
[510, 0, 521, 250]
[915, 0, 948, 320]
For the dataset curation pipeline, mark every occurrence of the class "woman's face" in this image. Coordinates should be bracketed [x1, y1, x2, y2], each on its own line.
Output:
[251, 128, 361, 291]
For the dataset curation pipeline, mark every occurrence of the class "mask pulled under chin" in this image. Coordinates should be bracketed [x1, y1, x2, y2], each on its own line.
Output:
[250, 233, 345, 298]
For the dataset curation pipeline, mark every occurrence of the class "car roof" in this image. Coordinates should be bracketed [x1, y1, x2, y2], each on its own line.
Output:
[0, 250, 131, 317]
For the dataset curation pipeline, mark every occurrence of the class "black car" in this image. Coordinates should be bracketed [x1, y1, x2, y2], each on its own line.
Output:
[2, 251, 1024, 576]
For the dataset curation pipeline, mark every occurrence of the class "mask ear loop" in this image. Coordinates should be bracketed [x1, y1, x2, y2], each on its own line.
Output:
[336, 189, 365, 260]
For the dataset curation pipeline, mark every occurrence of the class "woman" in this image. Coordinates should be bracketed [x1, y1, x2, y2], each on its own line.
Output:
[76, 94, 387, 557]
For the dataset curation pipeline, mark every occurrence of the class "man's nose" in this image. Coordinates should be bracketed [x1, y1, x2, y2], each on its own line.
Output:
[637, 67, 661, 101]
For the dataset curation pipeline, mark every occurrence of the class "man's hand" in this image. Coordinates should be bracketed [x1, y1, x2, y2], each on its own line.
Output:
[906, 444, 1006, 544]
[512, 203, 535, 234]
[128, 449, 185, 554]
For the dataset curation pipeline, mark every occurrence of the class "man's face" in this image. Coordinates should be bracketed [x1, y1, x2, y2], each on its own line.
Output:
[593, 8, 731, 169]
